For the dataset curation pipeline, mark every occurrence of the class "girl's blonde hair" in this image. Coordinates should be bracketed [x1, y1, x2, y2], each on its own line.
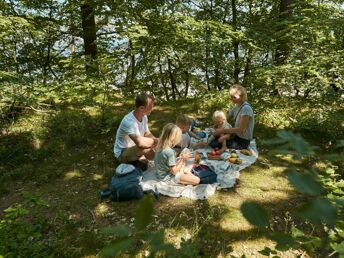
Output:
[212, 111, 227, 122]
[156, 123, 182, 151]
[230, 84, 248, 102]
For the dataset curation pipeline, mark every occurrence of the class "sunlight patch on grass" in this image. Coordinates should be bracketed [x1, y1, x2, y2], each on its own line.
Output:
[92, 174, 103, 180]
[94, 203, 111, 217]
[32, 138, 42, 149]
[220, 209, 252, 232]
[164, 228, 192, 249]
[64, 170, 82, 180]
[275, 154, 303, 164]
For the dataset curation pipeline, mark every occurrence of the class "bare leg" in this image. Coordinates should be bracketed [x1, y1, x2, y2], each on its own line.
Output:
[141, 148, 155, 160]
[179, 173, 200, 185]
[218, 134, 230, 153]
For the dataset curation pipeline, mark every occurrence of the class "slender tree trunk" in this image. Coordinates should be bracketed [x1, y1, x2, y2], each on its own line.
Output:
[243, 0, 253, 85]
[232, 0, 240, 83]
[243, 48, 253, 84]
[13, 41, 19, 74]
[275, 0, 293, 65]
[158, 55, 169, 101]
[184, 70, 189, 97]
[124, 40, 135, 95]
[205, 45, 211, 91]
[214, 67, 222, 91]
[167, 58, 176, 100]
[273, 0, 293, 95]
[81, 0, 98, 76]
[43, 5, 53, 86]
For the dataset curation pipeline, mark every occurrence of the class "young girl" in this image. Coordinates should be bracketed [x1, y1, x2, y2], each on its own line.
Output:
[155, 123, 200, 185]
[208, 111, 232, 153]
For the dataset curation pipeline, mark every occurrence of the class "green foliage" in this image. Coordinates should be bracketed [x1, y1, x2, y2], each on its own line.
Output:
[298, 198, 337, 227]
[240, 202, 269, 229]
[0, 203, 52, 257]
[287, 169, 323, 196]
[242, 131, 343, 256]
[100, 195, 199, 257]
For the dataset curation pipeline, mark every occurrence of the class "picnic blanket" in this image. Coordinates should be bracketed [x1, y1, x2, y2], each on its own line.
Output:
[140, 139, 258, 200]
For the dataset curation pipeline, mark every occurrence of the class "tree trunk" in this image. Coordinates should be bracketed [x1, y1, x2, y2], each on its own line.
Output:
[275, 0, 293, 65]
[81, 0, 98, 76]
[214, 67, 222, 91]
[167, 58, 176, 100]
[243, 48, 253, 85]
[232, 0, 240, 83]
[158, 55, 169, 101]
[124, 40, 135, 95]
[205, 45, 211, 91]
[184, 70, 189, 97]
[13, 41, 19, 74]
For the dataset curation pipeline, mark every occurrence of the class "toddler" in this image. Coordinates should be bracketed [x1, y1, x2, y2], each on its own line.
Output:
[208, 111, 232, 153]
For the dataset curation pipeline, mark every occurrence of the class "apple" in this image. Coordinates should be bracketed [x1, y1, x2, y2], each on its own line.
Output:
[230, 153, 238, 158]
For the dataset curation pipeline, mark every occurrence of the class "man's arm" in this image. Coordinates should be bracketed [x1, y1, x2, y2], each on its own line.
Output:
[129, 134, 158, 149]
[144, 131, 157, 139]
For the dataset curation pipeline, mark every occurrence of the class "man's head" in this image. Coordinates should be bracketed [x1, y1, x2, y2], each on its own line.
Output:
[176, 114, 192, 133]
[135, 93, 155, 115]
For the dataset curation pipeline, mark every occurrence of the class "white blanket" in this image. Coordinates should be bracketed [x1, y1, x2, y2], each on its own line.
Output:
[140, 140, 258, 200]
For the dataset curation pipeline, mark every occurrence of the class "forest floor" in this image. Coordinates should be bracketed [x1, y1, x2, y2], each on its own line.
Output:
[1, 95, 343, 257]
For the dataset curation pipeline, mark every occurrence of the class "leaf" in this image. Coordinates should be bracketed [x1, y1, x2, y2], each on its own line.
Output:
[331, 241, 344, 255]
[135, 195, 153, 231]
[269, 232, 297, 251]
[101, 224, 132, 237]
[258, 246, 277, 256]
[100, 238, 133, 257]
[298, 198, 337, 227]
[287, 170, 323, 196]
[240, 201, 269, 228]
[336, 140, 344, 148]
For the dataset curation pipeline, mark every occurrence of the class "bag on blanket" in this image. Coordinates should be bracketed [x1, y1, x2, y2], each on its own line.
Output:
[192, 165, 217, 184]
[100, 166, 143, 201]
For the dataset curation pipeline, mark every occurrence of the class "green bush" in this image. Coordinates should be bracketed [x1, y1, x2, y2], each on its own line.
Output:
[0, 204, 53, 258]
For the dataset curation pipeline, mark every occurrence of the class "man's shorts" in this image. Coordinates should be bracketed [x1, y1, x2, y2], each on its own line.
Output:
[118, 145, 143, 163]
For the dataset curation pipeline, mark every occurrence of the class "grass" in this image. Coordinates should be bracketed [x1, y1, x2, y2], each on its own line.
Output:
[0, 95, 343, 257]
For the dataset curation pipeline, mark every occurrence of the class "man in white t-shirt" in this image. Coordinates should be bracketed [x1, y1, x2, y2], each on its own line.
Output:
[114, 93, 158, 164]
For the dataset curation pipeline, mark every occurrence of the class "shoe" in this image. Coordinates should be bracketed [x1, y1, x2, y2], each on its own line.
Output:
[128, 160, 148, 171]
[99, 189, 111, 201]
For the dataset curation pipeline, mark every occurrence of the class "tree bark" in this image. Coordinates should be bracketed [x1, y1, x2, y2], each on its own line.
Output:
[243, 48, 253, 84]
[275, 0, 293, 65]
[184, 70, 189, 97]
[273, 0, 293, 95]
[167, 58, 177, 100]
[158, 55, 169, 101]
[232, 0, 240, 83]
[81, 0, 98, 76]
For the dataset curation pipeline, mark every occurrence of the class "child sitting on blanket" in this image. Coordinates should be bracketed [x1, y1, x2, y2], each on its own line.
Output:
[154, 123, 200, 185]
[208, 111, 232, 153]
[175, 114, 207, 151]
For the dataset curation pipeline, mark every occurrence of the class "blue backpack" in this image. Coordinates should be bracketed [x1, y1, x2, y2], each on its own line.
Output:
[192, 165, 217, 184]
[100, 167, 143, 201]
